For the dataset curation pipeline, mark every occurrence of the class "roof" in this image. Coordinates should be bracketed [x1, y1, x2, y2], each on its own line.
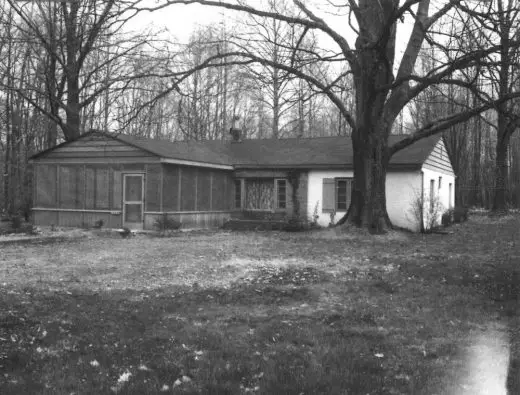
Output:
[117, 133, 440, 170]
[31, 131, 441, 170]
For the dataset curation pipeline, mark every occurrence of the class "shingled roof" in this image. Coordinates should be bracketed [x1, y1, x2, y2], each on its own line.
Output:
[115, 133, 439, 170]
[30, 131, 440, 170]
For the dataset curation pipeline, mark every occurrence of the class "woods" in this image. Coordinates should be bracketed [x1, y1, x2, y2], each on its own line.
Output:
[1, 0, 520, 232]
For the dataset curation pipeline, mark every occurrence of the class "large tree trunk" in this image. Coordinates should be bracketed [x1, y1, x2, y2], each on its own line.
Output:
[337, 67, 394, 233]
[65, 77, 81, 140]
[492, 130, 512, 212]
[338, 5, 396, 234]
[344, 127, 392, 233]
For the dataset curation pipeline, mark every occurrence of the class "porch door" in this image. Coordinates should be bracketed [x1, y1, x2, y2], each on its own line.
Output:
[123, 174, 144, 230]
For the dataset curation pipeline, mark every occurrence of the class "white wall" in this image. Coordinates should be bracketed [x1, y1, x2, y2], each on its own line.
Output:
[422, 168, 456, 228]
[306, 170, 423, 231]
[307, 170, 354, 227]
[386, 172, 423, 231]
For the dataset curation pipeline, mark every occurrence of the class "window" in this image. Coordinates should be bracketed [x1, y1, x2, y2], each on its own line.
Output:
[322, 178, 352, 212]
[438, 176, 442, 190]
[234, 179, 242, 209]
[336, 179, 348, 210]
[336, 178, 352, 211]
[276, 179, 287, 209]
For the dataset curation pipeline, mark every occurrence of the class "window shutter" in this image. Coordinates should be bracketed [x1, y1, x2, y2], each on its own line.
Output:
[322, 178, 335, 212]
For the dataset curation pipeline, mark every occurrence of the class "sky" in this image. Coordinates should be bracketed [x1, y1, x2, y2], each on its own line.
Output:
[129, 0, 417, 69]
[130, 1, 228, 43]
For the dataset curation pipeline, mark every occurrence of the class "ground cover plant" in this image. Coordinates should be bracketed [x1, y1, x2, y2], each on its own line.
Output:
[0, 215, 519, 394]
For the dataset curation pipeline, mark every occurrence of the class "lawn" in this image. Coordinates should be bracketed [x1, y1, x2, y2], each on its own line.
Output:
[0, 216, 519, 394]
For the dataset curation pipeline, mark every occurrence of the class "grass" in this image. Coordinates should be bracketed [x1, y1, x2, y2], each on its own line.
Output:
[0, 215, 519, 394]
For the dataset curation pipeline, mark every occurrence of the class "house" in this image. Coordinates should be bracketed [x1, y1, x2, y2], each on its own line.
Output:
[29, 130, 455, 231]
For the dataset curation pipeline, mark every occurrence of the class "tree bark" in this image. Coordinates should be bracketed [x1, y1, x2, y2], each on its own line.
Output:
[339, 1, 396, 233]
[493, 130, 512, 212]
[344, 127, 392, 233]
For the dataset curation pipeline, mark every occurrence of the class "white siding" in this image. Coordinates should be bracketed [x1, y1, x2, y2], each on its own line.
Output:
[306, 170, 423, 230]
[307, 170, 354, 227]
[422, 167, 456, 227]
[386, 172, 423, 231]
[423, 139, 455, 176]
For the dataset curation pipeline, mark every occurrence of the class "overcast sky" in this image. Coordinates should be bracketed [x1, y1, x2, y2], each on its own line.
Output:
[131, 1, 417, 67]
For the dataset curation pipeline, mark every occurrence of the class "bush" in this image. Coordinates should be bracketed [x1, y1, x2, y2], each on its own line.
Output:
[119, 227, 133, 238]
[453, 207, 469, 223]
[408, 190, 444, 233]
[154, 214, 182, 236]
[283, 216, 308, 232]
[441, 210, 453, 227]
[10, 215, 22, 231]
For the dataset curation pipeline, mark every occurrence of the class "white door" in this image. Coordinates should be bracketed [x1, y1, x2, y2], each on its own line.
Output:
[123, 174, 144, 230]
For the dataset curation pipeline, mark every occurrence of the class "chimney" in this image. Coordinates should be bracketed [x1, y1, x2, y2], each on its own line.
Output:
[229, 127, 242, 142]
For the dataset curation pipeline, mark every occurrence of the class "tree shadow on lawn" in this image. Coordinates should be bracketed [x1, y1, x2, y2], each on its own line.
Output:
[0, 270, 480, 395]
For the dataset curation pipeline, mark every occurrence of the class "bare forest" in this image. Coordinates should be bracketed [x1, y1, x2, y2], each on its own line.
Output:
[1, 0, 520, 229]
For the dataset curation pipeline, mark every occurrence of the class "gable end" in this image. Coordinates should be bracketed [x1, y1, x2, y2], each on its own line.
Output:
[422, 138, 455, 176]
[30, 131, 158, 162]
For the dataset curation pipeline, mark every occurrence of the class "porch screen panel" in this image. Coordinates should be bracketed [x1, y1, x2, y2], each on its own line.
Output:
[245, 179, 274, 210]
[163, 165, 179, 211]
[59, 166, 79, 209]
[112, 170, 122, 210]
[146, 165, 161, 212]
[225, 173, 233, 210]
[181, 167, 196, 211]
[197, 170, 211, 211]
[211, 171, 225, 210]
[35, 164, 57, 207]
[95, 168, 110, 209]
[85, 167, 96, 209]
[76, 166, 85, 209]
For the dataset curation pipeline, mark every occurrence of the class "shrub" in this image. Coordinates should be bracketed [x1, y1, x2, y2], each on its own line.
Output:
[93, 219, 104, 229]
[283, 215, 311, 232]
[119, 227, 133, 238]
[154, 213, 182, 236]
[408, 190, 444, 233]
[328, 210, 336, 227]
[10, 215, 22, 231]
[27, 225, 40, 235]
[311, 201, 319, 227]
[441, 210, 453, 227]
[453, 207, 469, 223]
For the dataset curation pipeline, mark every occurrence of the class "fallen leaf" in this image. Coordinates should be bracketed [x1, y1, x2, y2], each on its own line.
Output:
[117, 371, 132, 384]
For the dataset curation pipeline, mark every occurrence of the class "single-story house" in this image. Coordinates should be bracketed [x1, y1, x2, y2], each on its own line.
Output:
[29, 130, 455, 231]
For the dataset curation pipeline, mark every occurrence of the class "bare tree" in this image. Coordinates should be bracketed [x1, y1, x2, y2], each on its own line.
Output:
[4, 0, 161, 141]
[462, 0, 520, 212]
[140, 0, 520, 232]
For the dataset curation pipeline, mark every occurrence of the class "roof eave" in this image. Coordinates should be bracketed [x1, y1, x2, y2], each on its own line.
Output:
[160, 158, 233, 170]
[233, 163, 422, 171]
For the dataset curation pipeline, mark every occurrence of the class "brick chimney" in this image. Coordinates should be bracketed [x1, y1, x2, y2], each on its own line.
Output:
[229, 127, 242, 142]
